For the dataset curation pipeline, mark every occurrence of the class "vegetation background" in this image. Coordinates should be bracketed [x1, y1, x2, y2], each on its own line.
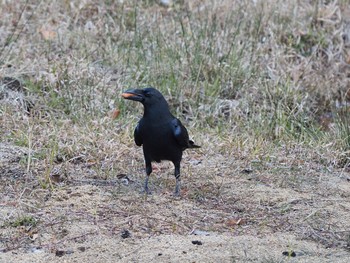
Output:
[1, 0, 349, 262]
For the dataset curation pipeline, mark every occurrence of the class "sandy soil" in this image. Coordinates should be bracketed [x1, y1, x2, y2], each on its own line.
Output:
[1, 142, 350, 263]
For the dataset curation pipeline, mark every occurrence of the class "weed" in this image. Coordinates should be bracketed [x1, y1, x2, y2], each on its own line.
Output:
[6, 215, 38, 228]
[334, 104, 350, 167]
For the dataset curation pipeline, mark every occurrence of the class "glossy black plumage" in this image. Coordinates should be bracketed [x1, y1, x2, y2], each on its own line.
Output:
[122, 87, 200, 195]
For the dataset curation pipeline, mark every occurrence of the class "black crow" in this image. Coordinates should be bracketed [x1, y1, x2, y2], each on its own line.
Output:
[122, 87, 200, 196]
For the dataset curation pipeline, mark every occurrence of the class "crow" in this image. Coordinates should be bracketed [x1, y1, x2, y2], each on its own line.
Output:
[122, 87, 200, 196]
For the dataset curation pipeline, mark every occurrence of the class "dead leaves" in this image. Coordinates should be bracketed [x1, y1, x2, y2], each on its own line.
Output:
[39, 26, 57, 40]
[110, 109, 120, 120]
[225, 218, 245, 227]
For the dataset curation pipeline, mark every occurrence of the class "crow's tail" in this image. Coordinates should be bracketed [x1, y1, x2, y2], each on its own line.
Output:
[189, 140, 200, 148]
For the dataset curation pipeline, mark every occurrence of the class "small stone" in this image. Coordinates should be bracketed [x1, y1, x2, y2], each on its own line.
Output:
[78, 246, 86, 252]
[282, 251, 296, 257]
[121, 229, 131, 239]
[241, 168, 253, 174]
[55, 250, 65, 257]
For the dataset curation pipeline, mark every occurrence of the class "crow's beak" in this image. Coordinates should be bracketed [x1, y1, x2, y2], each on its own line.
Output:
[121, 89, 144, 102]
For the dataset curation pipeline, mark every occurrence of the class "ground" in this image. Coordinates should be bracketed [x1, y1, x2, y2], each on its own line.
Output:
[1, 140, 350, 262]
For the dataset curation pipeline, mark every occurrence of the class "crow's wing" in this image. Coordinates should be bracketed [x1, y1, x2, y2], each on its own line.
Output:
[171, 118, 190, 149]
[134, 122, 143, 146]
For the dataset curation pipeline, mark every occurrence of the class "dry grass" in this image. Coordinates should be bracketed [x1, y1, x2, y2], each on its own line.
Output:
[1, 0, 350, 262]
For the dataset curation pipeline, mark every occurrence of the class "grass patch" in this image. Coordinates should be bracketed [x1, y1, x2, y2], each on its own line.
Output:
[6, 215, 38, 228]
[334, 105, 350, 168]
[0, 0, 348, 189]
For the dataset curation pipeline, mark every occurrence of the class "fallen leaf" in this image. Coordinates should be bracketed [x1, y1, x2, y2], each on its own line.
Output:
[39, 27, 57, 40]
[226, 218, 245, 227]
[111, 109, 120, 119]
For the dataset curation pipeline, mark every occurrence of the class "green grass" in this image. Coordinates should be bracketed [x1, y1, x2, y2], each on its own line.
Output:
[334, 106, 350, 167]
[6, 215, 38, 228]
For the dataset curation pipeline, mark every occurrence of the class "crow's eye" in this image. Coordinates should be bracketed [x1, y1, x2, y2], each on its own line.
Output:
[144, 90, 151, 97]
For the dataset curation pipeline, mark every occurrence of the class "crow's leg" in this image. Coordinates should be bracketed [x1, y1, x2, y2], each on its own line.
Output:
[174, 161, 181, 196]
[144, 160, 152, 194]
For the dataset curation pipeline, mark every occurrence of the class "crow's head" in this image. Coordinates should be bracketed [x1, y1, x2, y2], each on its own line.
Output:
[122, 87, 168, 108]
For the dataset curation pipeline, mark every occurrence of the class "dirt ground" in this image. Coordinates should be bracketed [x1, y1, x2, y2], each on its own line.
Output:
[1, 140, 350, 262]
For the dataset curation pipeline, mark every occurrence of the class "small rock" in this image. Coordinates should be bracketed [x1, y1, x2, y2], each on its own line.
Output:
[65, 249, 74, 255]
[191, 240, 203, 245]
[85, 20, 96, 32]
[121, 229, 131, 239]
[282, 251, 296, 257]
[55, 250, 65, 257]
[241, 168, 253, 174]
[189, 159, 202, 165]
[77, 246, 86, 252]
[29, 247, 43, 253]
